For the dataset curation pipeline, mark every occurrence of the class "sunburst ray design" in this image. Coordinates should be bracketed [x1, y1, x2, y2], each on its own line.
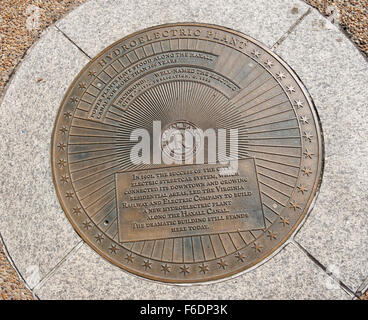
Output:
[68, 74, 301, 262]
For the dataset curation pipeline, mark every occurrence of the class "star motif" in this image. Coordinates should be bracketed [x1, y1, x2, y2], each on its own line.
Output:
[65, 191, 74, 199]
[280, 216, 290, 226]
[125, 253, 134, 263]
[251, 49, 261, 58]
[88, 70, 96, 77]
[109, 244, 118, 254]
[60, 175, 69, 184]
[235, 252, 245, 262]
[70, 97, 79, 104]
[72, 207, 81, 215]
[303, 131, 313, 142]
[198, 263, 209, 274]
[276, 71, 286, 80]
[57, 142, 66, 151]
[267, 231, 277, 240]
[302, 167, 313, 176]
[59, 126, 68, 134]
[297, 184, 308, 194]
[95, 234, 104, 243]
[78, 82, 86, 89]
[252, 243, 262, 252]
[57, 159, 66, 168]
[286, 85, 296, 93]
[82, 221, 92, 230]
[64, 111, 72, 119]
[180, 265, 190, 275]
[300, 115, 309, 124]
[264, 59, 273, 68]
[303, 148, 314, 159]
[161, 264, 171, 274]
[142, 260, 152, 270]
[289, 200, 301, 211]
[217, 259, 228, 269]
[294, 100, 304, 109]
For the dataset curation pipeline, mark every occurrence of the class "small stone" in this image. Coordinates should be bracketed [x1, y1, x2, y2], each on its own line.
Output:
[291, 7, 299, 15]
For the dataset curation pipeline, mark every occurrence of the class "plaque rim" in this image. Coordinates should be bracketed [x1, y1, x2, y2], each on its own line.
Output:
[50, 22, 324, 284]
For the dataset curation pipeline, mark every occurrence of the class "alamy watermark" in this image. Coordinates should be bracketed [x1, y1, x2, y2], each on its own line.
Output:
[129, 120, 239, 175]
[26, 5, 41, 32]
[25, 265, 41, 288]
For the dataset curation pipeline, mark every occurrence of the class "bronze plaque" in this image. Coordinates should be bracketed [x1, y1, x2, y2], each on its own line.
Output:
[51, 23, 323, 283]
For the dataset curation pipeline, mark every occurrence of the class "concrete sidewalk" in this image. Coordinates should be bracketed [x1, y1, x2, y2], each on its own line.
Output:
[0, 0, 367, 299]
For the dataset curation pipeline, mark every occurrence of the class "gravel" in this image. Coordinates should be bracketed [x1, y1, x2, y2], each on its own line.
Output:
[0, 240, 34, 300]
[0, 0, 87, 98]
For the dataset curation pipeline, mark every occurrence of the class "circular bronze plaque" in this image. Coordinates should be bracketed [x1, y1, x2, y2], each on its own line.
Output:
[51, 23, 323, 283]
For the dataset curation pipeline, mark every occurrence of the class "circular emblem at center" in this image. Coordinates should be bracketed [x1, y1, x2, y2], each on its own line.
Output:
[161, 120, 201, 162]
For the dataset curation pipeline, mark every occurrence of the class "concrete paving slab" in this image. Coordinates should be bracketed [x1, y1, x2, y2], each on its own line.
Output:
[275, 9, 368, 292]
[34, 242, 350, 300]
[55, 0, 310, 57]
[0, 27, 89, 289]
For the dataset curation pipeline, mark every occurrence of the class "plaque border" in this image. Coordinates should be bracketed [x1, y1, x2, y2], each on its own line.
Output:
[51, 22, 324, 284]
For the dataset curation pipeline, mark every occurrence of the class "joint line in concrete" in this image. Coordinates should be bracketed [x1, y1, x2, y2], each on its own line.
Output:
[32, 240, 84, 292]
[272, 7, 312, 50]
[55, 25, 92, 60]
[293, 239, 357, 298]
